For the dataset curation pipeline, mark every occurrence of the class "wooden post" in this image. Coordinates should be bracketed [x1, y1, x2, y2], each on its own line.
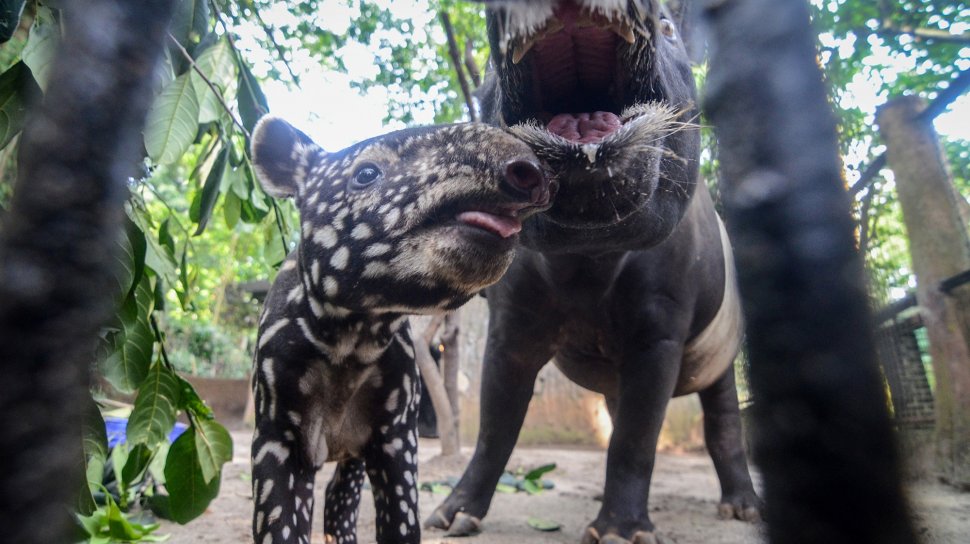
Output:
[878, 95, 970, 487]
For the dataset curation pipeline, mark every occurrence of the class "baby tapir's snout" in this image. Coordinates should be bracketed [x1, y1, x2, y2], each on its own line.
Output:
[502, 157, 554, 208]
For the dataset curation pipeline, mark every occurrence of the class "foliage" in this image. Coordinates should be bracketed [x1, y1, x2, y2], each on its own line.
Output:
[810, 0, 970, 300]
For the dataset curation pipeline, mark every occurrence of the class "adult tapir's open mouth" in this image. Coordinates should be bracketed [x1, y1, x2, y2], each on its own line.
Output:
[484, 0, 693, 229]
[489, 0, 663, 135]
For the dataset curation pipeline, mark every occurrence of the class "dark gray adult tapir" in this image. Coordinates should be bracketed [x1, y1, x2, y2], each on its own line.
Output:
[426, 1, 763, 542]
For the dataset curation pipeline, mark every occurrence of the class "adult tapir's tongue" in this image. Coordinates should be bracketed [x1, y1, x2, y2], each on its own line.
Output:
[547, 112, 623, 143]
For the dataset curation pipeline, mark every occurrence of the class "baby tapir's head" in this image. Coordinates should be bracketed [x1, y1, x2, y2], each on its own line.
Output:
[251, 117, 552, 314]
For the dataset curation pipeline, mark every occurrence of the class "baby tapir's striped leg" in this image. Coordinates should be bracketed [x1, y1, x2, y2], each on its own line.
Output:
[364, 337, 421, 544]
[251, 425, 316, 543]
[252, 355, 317, 544]
[323, 459, 366, 544]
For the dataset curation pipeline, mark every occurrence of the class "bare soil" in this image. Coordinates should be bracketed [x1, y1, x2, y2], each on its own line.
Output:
[157, 430, 970, 543]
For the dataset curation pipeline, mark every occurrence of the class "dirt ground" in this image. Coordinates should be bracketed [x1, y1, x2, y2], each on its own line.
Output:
[157, 430, 970, 543]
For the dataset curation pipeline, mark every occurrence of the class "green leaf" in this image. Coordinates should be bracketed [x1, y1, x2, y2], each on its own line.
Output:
[169, 0, 210, 54]
[263, 222, 286, 268]
[101, 275, 155, 394]
[193, 145, 227, 235]
[164, 431, 221, 524]
[126, 362, 180, 447]
[223, 190, 241, 229]
[236, 57, 268, 132]
[21, 7, 58, 91]
[193, 419, 232, 484]
[0, 62, 35, 149]
[116, 218, 147, 301]
[80, 399, 108, 516]
[523, 463, 556, 482]
[527, 517, 562, 532]
[495, 483, 517, 494]
[191, 39, 237, 124]
[521, 478, 542, 495]
[145, 73, 200, 165]
[158, 217, 177, 256]
[176, 374, 213, 419]
[0, 0, 26, 43]
[121, 443, 154, 489]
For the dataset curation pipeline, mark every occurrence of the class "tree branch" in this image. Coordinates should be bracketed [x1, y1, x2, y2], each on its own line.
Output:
[440, 11, 479, 122]
[878, 22, 970, 45]
[168, 32, 251, 139]
[463, 39, 482, 88]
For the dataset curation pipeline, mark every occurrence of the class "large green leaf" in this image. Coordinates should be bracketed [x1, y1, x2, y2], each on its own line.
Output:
[126, 362, 180, 447]
[120, 443, 154, 489]
[80, 398, 108, 516]
[192, 39, 237, 124]
[236, 57, 268, 133]
[101, 276, 155, 394]
[0, 61, 33, 149]
[21, 7, 57, 91]
[0, 0, 26, 43]
[170, 0, 210, 52]
[193, 145, 227, 235]
[193, 419, 232, 484]
[145, 73, 200, 165]
[164, 430, 221, 524]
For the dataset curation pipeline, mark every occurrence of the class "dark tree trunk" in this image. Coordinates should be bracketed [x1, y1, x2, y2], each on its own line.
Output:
[878, 95, 970, 488]
[0, 1, 175, 542]
[702, 0, 917, 542]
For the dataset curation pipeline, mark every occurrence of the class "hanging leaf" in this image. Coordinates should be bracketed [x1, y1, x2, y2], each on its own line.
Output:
[193, 145, 227, 235]
[236, 57, 268, 133]
[145, 73, 200, 165]
[0, 62, 35, 149]
[120, 443, 154, 489]
[193, 418, 233, 484]
[177, 374, 213, 420]
[100, 276, 155, 394]
[164, 430, 221, 524]
[126, 362, 180, 447]
[192, 39, 237, 124]
[169, 0, 210, 60]
[0, 0, 26, 43]
[80, 398, 108, 516]
[223, 190, 241, 229]
[21, 7, 58, 91]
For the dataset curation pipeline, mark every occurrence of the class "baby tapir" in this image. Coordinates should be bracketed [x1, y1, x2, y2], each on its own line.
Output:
[248, 116, 551, 544]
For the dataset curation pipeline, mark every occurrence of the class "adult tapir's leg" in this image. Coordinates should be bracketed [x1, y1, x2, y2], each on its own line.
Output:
[698, 369, 762, 521]
[323, 459, 366, 544]
[425, 293, 558, 534]
[582, 342, 682, 544]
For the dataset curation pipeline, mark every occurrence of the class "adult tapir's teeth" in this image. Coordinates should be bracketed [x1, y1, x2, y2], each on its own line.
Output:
[512, 19, 564, 64]
[612, 21, 636, 44]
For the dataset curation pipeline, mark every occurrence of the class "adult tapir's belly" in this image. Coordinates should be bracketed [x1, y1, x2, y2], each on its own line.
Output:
[551, 218, 743, 398]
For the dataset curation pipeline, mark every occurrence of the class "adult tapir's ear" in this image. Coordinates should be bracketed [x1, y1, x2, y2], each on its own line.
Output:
[250, 116, 324, 198]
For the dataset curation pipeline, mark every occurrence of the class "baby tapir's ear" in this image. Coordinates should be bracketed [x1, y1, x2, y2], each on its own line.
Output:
[251, 116, 324, 198]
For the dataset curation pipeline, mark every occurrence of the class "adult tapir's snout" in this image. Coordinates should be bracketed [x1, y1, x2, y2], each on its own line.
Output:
[502, 158, 555, 208]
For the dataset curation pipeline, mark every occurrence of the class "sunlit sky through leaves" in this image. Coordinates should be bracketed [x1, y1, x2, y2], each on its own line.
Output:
[243, 2, 970, 154]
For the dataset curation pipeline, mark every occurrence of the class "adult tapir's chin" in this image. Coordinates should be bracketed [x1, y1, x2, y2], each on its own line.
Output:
[480, 0, 700, 252]
[509, 102, 695, 251]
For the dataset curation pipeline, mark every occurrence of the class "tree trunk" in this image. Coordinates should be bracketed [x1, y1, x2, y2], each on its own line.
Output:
[441, 311, 462, 420]
[878, 95, 970, 487]
[415, 315, 461, 456]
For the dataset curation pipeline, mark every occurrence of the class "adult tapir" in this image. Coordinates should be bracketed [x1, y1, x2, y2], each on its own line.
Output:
[427, 1, 762, 542]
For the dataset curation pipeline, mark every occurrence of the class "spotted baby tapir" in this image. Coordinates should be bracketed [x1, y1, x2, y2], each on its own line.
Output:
[248, 116, 552, 544]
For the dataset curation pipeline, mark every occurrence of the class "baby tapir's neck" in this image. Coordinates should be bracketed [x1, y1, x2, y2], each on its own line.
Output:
[263, 257, 408, 367]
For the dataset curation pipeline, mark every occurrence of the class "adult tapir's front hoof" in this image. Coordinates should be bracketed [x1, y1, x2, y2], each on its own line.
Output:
[580, 526, 672, 544]
[717, 490, 764, 523]
[424, 504, 483, 536]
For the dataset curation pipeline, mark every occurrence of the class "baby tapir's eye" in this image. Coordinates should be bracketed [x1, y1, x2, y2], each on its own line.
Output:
[351, 163, 383, 189]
